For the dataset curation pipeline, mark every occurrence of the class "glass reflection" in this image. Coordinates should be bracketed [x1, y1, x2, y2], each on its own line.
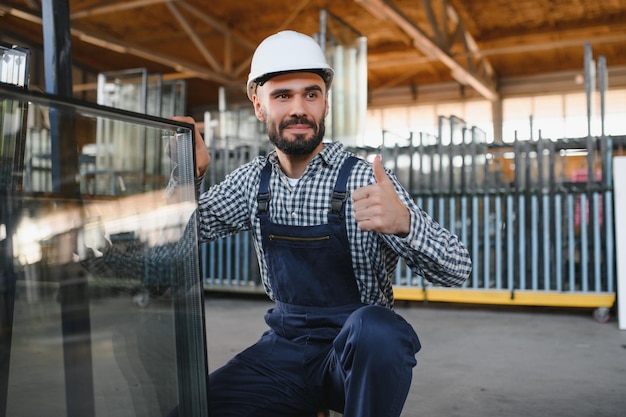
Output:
[1, 84, 207, 417]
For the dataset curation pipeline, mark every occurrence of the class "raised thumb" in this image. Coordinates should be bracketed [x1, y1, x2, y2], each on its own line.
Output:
[372, 154, 388, 184]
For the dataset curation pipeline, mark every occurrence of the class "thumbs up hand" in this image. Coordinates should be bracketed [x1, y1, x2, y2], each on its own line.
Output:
[351, 155, 410, 236]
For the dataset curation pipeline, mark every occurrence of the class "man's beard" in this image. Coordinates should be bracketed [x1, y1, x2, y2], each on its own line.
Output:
[266, 116, 326, 156]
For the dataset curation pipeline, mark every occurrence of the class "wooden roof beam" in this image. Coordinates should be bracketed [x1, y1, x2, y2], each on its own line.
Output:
[166, 1, 222, 73]
[274, 0, 313, 32]
[176, 1, 257, 51]
[356, 0, 499, 101]
[70, 0, 171, 19]
[174, 0, 257, 78]
[2, 4, 238, 86]
[368, 31, 626, 70]
[71, 0, 256, 78]
[71, 24, 235, 84]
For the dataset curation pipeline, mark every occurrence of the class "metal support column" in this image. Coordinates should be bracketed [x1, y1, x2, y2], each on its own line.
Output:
[42, 1, 95, 416]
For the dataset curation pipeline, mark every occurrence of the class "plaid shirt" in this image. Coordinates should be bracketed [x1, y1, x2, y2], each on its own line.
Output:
[197, 141, 471, 307]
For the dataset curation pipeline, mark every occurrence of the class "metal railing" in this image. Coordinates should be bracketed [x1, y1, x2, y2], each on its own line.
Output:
[201, 117, 621, 317]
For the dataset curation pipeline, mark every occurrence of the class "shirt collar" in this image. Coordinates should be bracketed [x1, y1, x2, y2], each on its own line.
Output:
[318, 141, 345, 167]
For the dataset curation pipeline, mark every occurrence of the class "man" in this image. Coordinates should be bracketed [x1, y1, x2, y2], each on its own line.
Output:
[172, 30, 471, 417]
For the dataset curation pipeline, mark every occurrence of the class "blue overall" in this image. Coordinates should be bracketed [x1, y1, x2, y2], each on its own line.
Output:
[207, 157, 421, 417]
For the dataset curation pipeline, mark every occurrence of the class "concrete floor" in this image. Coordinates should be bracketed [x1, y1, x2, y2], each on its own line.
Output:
[6, 289, 625, 416]
[204, 294, 626, 417]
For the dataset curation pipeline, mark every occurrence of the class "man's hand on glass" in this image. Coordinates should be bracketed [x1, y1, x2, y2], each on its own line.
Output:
[169, 116, 210, 179]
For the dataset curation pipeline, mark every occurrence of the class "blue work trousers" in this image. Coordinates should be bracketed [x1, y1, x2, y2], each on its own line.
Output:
[207, 303, 421, 417]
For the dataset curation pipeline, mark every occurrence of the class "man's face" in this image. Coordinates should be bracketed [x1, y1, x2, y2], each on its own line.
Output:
[253, 72, 329, 156]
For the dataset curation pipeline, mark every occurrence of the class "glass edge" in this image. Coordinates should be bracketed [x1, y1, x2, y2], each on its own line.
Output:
[0, 82, 194, 133]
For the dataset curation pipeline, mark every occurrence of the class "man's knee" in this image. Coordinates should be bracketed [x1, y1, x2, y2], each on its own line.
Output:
[336, 305, 420, 360]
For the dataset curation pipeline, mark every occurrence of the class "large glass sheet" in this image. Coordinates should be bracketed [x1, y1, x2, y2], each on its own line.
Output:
[0, 83, 207, 417]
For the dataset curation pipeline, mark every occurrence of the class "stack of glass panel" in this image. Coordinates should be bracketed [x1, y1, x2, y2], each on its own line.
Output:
[0, 83, 208, 417]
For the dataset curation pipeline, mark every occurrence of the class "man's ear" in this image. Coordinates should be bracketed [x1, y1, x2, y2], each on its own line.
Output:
[253, 95, 266, 121]
[324, 94, 330, 117]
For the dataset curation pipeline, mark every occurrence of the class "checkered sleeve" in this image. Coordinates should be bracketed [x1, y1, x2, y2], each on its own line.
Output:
[196, 160, 261, 241]
[380, 169, 472, 287]
[346, 158, 471, 290]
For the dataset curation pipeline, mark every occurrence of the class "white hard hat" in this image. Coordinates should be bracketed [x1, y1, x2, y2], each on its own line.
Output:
[246, 30, 334, 101]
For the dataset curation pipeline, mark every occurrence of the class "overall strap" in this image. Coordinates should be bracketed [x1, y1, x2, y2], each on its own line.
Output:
[257, 161, 272, 216]
[257, 156, 359, 218]
[330, 156, 358, 217]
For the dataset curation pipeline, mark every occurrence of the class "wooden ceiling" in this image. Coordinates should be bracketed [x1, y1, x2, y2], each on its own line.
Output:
[2, 0, 626, 110]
